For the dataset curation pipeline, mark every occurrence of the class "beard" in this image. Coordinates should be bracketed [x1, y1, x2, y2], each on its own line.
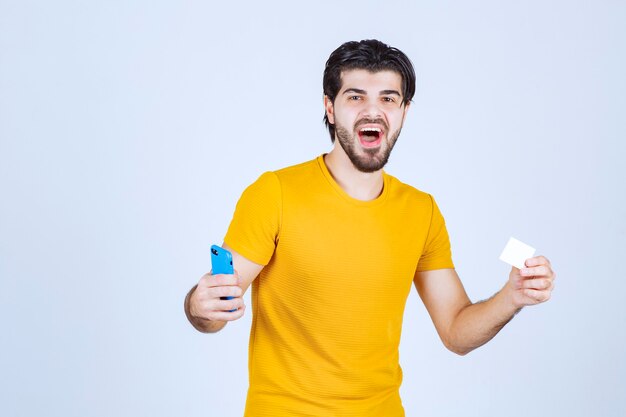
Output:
[334, 120, 402, 173]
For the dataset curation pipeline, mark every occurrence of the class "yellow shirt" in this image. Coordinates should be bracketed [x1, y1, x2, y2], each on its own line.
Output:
[224, 155, 454, 417]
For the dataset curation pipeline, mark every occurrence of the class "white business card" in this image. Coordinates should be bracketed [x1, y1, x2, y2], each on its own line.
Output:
[499, 237, 536, 269]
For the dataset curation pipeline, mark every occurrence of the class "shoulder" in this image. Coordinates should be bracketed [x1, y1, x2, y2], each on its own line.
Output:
[244, 157, 318, 197]
[272, 157, 319, 181]
[385, 172, 435, 207]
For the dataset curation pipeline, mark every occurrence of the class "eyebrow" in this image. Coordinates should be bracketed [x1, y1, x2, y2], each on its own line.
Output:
[343, 88, 367, 95]
[380, 89, 401, 97]
[342, 88, 402, 97]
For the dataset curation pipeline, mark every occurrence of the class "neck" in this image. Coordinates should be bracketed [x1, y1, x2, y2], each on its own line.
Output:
[324, 145, 384, 201]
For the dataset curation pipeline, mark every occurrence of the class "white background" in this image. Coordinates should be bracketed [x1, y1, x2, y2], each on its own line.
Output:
[1, 1, 625, 416]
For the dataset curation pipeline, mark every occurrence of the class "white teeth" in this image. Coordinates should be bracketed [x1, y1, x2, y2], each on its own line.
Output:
[360, 127, 381, 132]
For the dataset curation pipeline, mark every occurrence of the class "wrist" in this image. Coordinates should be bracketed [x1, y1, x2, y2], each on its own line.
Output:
[184, 285, 199, 319]
[499, 281, 524, 316]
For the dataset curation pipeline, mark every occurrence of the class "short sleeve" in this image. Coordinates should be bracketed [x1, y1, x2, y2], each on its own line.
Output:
[416, 195, 455, 271]
[223, 172, 282, 266]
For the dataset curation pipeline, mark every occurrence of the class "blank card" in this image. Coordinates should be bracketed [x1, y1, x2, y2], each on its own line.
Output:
[499, 237, 536, 269]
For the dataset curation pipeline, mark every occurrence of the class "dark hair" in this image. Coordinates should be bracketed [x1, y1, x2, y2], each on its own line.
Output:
[323, 39, 416, 142]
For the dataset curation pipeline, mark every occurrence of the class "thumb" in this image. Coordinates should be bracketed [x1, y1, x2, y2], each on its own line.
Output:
[509, 267, 523, 288]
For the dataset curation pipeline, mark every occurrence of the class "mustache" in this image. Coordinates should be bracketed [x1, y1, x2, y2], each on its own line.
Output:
[355, 118, 388, 131]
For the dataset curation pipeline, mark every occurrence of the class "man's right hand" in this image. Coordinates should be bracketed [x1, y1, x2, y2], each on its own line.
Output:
[185, 244, 264, 333]
[185, 271, 246, 332]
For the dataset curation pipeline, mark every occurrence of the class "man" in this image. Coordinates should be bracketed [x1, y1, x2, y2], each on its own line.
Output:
[184, 39, 556, 416]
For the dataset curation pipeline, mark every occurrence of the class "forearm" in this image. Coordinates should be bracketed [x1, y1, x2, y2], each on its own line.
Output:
[418, 260, 556, 356]
[184, 285, 227, 333]
[447, 283, 521, 355]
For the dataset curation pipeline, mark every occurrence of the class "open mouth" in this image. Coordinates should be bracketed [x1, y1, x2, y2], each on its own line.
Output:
[357, 127, 383, 148]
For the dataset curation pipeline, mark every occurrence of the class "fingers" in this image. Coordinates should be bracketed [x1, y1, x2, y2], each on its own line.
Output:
[521, 288, 552, 303]
[207, 284, 243, 299]
[520, 265, 550, 277]
[191, 291, 246, 321]
[203, 304, 247, 322]
[200, 272, 240, 288]
[211, 297, 246, 314]
[524, 255, 551, 268]
[521, 255, 556, 280]
[510, 254, 556, 307]
[190, 271, 246, 322]
[519, 277, 554, 290]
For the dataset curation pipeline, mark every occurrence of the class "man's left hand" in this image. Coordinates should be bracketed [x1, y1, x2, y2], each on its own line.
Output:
[507, 256, 556, 309]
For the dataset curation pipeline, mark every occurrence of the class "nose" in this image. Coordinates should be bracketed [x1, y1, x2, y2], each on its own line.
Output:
[361, 100, 383, 119]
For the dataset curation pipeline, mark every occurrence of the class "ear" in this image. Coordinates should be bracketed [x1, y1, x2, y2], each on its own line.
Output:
[324, 95, 335, 125]
[401, 101, 411, 123]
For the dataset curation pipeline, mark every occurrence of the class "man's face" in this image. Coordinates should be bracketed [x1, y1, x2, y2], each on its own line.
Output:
[325, 69, 410, 173]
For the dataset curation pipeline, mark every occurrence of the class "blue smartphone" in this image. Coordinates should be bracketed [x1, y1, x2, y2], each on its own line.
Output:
[210, 245, 236, 312]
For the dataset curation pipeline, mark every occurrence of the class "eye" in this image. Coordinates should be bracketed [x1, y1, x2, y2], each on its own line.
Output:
[382, 96, 396, 103]
[349, 95, 362, 101]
